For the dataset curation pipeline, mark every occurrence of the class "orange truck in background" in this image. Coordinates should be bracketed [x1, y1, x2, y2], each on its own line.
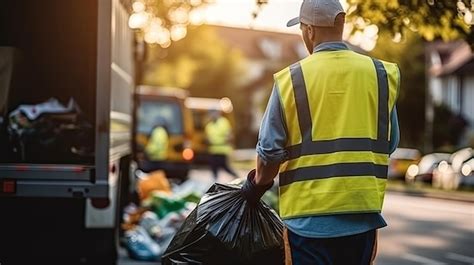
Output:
[133, 86, 195, 179]
[184, 97, 235, 165]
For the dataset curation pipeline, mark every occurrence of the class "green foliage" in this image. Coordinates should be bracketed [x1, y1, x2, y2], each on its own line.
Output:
[370, 31, 426, 149]
[142, 26, 251, 146]
[346, 0, 473, 46]
[143, 25, 245, 98]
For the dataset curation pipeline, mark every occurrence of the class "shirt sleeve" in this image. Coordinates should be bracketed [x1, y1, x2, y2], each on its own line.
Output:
[256, 83, 289, 164]
[389, 106, 400, 154]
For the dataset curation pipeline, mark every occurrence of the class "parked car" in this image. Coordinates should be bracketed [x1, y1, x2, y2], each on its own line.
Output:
[460, 158, 474, 187]
[405, 153, 450, 184]
[432, 148, 474, 190]
[388, 148, 421, 179]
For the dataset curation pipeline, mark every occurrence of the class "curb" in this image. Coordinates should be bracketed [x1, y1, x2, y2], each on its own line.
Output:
[386, 186, 474, 203]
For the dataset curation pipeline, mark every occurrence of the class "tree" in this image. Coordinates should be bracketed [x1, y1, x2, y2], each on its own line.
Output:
[256, 0, 473, 46]
[347, 0, 472, 46]
[143, 25, 245, 98]
[142, 26, 251, 146]
[128, 0, 212, 47]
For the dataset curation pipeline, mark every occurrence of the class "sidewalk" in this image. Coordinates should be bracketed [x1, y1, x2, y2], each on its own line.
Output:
[387, 181, 474, 203]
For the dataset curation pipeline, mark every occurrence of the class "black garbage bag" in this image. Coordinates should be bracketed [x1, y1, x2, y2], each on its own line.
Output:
[162, 183, 285, 265]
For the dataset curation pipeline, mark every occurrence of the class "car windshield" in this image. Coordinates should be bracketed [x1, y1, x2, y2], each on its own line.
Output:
[137, 100, 183, 135]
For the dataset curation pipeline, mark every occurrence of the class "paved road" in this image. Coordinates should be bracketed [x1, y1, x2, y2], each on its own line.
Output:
[120, 169, 474, 265]
[376, 193, 474, 265]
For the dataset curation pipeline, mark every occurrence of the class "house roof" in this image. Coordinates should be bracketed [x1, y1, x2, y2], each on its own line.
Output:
[427, 41, 474, 76]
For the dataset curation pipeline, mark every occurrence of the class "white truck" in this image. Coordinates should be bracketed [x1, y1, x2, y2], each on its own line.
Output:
[0, 0, 135, 263]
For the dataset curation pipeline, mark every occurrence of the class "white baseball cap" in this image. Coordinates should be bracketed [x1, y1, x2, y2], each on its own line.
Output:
[287, 0, 345, 27]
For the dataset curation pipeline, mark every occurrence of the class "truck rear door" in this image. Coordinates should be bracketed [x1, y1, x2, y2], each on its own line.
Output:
[0, 0, 115, 199]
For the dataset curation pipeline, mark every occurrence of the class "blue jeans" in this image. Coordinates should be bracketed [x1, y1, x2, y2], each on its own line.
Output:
[285, 229, 377, 265]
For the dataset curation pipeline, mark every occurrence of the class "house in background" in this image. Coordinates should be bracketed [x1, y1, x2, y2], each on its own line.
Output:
[427, 41, 474, 148]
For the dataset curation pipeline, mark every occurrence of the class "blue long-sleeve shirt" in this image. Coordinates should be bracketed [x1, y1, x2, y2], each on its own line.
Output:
[256, 42, 400, 238]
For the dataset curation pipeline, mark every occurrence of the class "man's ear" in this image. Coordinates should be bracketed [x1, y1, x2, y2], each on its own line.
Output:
[307, 25, 315, 42]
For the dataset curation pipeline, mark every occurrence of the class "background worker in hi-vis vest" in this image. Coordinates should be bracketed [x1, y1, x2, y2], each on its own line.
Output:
[144, 117, 169, 172]
[241, 0, 400, 264]
[205, 110, 239, 179]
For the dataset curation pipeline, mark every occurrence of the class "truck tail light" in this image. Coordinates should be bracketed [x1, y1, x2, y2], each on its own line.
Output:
[1, 179, 16, 194]
[182, 148, 194, 161]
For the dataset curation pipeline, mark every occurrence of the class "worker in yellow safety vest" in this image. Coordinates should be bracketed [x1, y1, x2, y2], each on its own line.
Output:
[144, 117, 169, 172]
[240, 1, 400, 264]
[205, 110, 238, 179]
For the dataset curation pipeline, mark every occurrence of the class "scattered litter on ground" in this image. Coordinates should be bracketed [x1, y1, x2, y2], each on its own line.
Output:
[122, 171, 211, 262]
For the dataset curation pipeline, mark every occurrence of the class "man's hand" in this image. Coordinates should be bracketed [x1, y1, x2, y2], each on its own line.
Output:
[241, 169, 273, 207]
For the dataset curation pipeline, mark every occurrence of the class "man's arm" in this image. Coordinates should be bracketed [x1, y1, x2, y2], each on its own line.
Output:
[241, 83, 288, 204]
[252, 83, 288, 184]
[255, 156, 280, 186]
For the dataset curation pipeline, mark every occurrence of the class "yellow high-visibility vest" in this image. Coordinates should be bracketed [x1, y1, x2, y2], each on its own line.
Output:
[205, 117, 233, 155]
[274, 49, 399, 219]
[145, 126, 169, 161]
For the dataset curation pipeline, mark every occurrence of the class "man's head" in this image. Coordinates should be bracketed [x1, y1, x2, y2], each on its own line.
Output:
[154, 116, 167, 127]
[287, 0, 346, 54]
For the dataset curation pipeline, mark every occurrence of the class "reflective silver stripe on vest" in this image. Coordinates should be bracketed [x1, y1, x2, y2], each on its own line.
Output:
[290, 63, 313, 143]
[280, 163, 388, 186]
[372, 58, 389, 141]
[286, 138, 389, 159]
[285, 59, 390, 160]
